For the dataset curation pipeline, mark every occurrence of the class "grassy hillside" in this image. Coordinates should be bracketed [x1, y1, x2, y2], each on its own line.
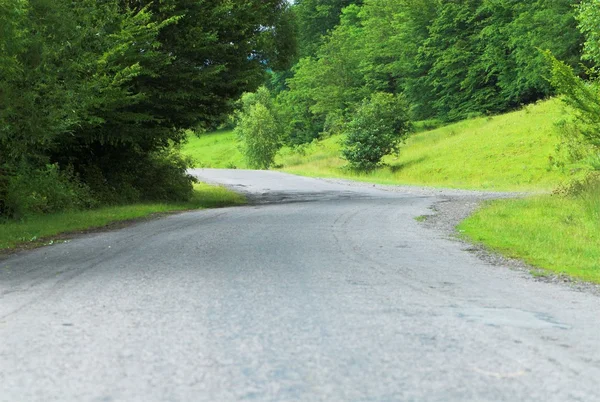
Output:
[183, 99, 579, 191]
[279, 99, 579, 191]
[182, 130, 248, 169]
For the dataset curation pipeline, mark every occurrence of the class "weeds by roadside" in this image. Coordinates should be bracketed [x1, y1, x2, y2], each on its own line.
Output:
[0, 183, 245, 252]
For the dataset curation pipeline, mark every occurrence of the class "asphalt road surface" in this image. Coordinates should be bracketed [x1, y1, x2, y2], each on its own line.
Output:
[1, 169, 599, 402]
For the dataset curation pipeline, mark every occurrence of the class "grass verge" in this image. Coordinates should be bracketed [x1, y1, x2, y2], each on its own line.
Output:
[458, 189, 600, 283]
[0, 182, 246, 252]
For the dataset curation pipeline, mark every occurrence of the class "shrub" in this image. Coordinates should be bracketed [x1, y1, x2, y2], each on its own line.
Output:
[235, 87, 284, 169]
[553, 171, 600, 197]
[342, 93, 411, 170]
[235, 103, 282, 169]
[77, 147, 195, 205]
[131, 150, 196, 203]
[3, 163, 95, 219]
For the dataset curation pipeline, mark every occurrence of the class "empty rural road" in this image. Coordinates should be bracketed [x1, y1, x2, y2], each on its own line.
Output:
[1, 169, 599, 402]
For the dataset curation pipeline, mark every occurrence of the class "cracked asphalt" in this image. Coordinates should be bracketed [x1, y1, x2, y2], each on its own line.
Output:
[1, 169, 599, 401]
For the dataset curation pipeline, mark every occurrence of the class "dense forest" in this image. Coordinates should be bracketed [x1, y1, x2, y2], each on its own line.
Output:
[2, 0, 600, 219]
[288, 0, 584, 124]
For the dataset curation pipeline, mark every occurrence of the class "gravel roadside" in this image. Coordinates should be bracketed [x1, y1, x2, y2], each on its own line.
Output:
[321, 177, 600, 296]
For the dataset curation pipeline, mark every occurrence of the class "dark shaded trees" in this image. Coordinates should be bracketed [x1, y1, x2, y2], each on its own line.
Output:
[0, 0, 295, 217]
[417, 0, 583, 121]
[294, 0, 363, 58]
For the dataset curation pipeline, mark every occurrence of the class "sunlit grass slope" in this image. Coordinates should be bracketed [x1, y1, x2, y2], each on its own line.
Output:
[182, 130, 247, 169]
[183, 100, 578, 191]
[0, 183, 246, 251]
[279, 99, 575, 191]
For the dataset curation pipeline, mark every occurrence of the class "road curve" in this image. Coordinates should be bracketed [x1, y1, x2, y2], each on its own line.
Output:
[1, 169, 599, 401]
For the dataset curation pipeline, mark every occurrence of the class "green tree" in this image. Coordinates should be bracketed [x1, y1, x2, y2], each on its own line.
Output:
[415, 0, 582, 121]
[358, 0, 437, 119]
[0, 0, 184, 207]
[294, 0, 362, 58]
[277, 59, 326, 145]
[418, 0, 504, 121]
[478, 0, 583, 107]
[279, 4, 368, 144]
[547, 0, 600, 169]
[235, 88, 283, 169]
[578, 0, 600, 66]
[342, 92, 411, 170]
[280, 0, 583, 131]
[61, 0, 295, 201]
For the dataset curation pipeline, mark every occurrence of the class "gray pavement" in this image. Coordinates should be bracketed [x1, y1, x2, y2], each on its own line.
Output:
[1, 169, 599, 402]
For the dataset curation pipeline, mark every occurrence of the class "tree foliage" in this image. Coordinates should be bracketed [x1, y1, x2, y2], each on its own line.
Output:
[0, 0, 293, 218]
[237, 0, 585, 171]
[414, 0, 584, 121]
[235, 88, 283, 170]
[279, 4, 368, 144]
[342, 93, 411, 170]
[548, 1, 600, 168]
[282, 0, 583, 127]
[294, 0, 362, 58]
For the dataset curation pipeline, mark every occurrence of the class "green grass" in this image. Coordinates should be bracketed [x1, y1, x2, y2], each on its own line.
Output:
[183, 99, 582, 191]
[459, 188, 600, 283]
[278, 99, 579, 191]
[0, 182, 246, 251]
[182, 129, 247, 169]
